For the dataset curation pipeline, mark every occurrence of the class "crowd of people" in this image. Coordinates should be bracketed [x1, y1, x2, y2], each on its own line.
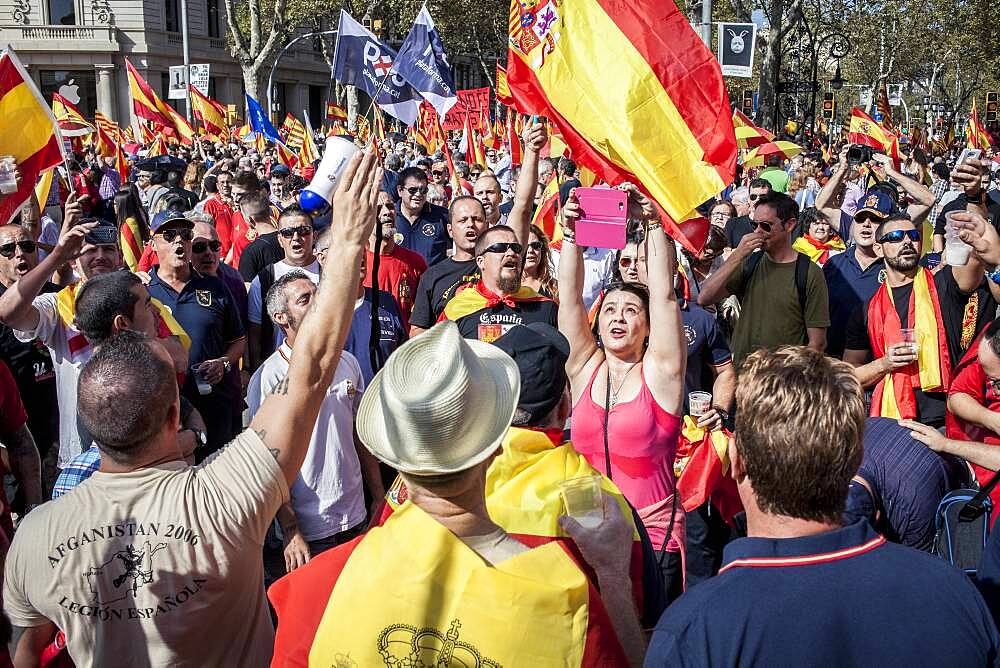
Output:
[0, 115, 997, 665]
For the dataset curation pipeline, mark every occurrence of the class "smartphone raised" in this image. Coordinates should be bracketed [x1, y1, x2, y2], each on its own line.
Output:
[958, 148, 983, 165]
[574, 187, 628, 249]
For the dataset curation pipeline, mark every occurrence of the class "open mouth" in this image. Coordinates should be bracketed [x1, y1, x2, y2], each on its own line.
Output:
[15, 261, 29, 274]
[609, 326, 627, 338]
[173, 246, 186, 257]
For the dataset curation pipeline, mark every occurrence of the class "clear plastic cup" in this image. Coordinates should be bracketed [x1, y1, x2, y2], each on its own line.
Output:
[191, 363, 212, 395]
[689, 391, 713, 417]
[900, 327, 919, 356]
[559, 475, 604, 528]
[0, 157, 17, 194]
[944, 210, 972, 266]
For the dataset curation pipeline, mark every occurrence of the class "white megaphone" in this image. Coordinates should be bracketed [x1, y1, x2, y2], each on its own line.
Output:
[298, 136, 361, 214]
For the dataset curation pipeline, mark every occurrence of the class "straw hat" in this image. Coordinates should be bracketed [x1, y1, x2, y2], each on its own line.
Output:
[357, 321, 521, 475]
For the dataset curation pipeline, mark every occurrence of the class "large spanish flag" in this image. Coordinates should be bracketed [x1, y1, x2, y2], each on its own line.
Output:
[189, 85, 226, 141]
[507, 0, 736, 247]
[0, 49, 64, 225]
[51, 92, 94, 137]
[125, 59, 193, 144]
[848, 107, 890, 150]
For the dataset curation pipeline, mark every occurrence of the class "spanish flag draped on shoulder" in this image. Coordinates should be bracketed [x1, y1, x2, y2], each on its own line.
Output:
[0, 49, 65, 225]
[506, 0, 736, 252]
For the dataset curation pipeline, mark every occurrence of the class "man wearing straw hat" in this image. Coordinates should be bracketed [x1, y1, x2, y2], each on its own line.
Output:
[269, 320, 643, 666]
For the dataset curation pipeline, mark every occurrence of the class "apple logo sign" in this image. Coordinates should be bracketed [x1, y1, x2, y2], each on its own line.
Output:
[58, 79, 80, 105]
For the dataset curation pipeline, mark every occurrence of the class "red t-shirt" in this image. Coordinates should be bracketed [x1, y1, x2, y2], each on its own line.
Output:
[230, 206, 279, 269]
[363, 245, 427, 329]
[202, 195, 234, 256]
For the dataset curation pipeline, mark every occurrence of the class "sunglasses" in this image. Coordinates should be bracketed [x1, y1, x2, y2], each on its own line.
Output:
[404, 186, 429, 195]
[158, 228, 194, 243]
[0, 240, 36, 258]
[618, 255, 644, 268]
[481, 242, 523, 255]
[527, 241, 543, 251]
[278, 225, 313, 238]
[752, 220, 773, 233]
[749, 193, 762, 201]
[877, 229, 921, 244]
[431, 170, 447, 177]
[192, 240, 222, 254]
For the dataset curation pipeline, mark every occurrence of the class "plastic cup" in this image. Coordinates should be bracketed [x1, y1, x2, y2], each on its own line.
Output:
[192, 363, 212, 395]
[560, 475, 604, 528]
[944, 210, 972, 266]
[0, 157, 17, 194]
[900, 328, 918, 355]
[689, 391, 713, 417]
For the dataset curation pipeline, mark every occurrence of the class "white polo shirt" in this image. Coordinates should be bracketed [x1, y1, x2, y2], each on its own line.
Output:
[549, 245, 617, 311]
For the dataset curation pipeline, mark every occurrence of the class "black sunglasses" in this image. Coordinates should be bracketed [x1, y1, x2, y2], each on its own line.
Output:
[878, 229, 921, 244]
[192, 240, 223, 254]
[528, 241, 543, 251]
[618, 255, 644, 268]
[158, 228, 194, 243]
[403, 186, 428, 195]
[278, 225, 314, 239]
[752, 220, 773, 233]
[749, 193, 763, 201]
[0, 240, 36, 258]
[431, 170, 447, 177]
[481, 242, 523, 256]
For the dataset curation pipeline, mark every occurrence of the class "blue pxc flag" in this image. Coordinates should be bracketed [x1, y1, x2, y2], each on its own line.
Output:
[394, 3, 458, 119]
[331, 9, 421, 126]
[245, 93, 284, 146]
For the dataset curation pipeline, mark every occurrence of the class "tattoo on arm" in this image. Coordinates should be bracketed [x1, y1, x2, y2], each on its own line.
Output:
[272, 376, 290, 396]
[253, 427, 267, 443]
[269, 448, 280, 460]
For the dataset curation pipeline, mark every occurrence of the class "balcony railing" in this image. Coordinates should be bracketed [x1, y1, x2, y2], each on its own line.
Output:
[3, 24, 117, 44]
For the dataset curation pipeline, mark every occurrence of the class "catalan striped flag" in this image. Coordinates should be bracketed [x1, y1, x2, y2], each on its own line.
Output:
[876, 81, 894, 130]
[325, 102, 348, 124]
[507, 0, 736, 252]
[119, 214, 146, 271]
[496, 63, 513, 106]
[299, 123, 318, 166]
[281, 113, 306, 150]
[94, 111, 124, 144]
[125, 59, 193, 144]
[0, 49, 65, 225]
[189, 85, 227, 141]
[968, 99, 993, 150]
[138, 122, 157, 145]
[52, 92, 94, 137]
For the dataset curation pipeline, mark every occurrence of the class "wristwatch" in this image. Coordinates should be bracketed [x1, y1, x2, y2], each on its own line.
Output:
[181, 428, 208, 448]
[967, 191, 988, 207]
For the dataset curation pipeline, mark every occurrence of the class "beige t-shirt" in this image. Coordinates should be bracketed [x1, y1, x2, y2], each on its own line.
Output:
[3, 429, 288, 667]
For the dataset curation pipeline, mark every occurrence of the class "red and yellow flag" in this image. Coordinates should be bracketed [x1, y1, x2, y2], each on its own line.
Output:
[496, 63, 513, 106]
[462, 108, 487, 167]
[299, 123, 318, 166]
[325, 102, 348, 124]
[507, 0, 736, 252]
[147, 134, 168, 157]
[276, 142, 299, 172]
[876, 81, 894, 131]
[281, 113, 306, 150]
[848, 107, 890, 150]
[674, 417, 743, 524]
[189, 85, 226, 141]
[125, 59, 193, 144]
[0, 49, 64, 224]
[968, 99, 993, 150]
[51, 92, 94, 137]
[94, 111, 125, 144]
[732, 109, 774, 148]
[531, 175, 561, 240]
[507, 110, 523, 166]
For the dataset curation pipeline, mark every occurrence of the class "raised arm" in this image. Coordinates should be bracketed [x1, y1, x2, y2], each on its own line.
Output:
[249, 151, 382, 487]
[507, 122, 548, 252]
[815, 146, 850, 234]
[0, 195, 90, 332]
[626, 186, 684, 415]
[874, 154, 935, 223]
[696, 230, 762, 307]
[556, 195, 599, 380]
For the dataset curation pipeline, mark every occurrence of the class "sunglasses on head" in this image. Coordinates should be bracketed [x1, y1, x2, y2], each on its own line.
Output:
[481, 241, 523, 256]
[0, 239, 35, 258]
[878, 229, 921, 244]
[192, 240, 222, 254]
[404, 186, 429, 195]
[158, 228, 194, 243]
[278, 225, 313, 239]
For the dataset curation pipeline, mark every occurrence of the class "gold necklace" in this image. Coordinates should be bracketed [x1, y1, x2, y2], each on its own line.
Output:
[608, 362, 638, 407]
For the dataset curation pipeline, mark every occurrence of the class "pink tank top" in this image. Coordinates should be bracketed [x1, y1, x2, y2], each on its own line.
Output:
[571, 364, 682, 515]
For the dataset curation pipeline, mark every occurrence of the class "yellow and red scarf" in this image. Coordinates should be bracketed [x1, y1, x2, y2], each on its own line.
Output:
[674, 416, 743, 524]
[867, 268, 951, 419]
[792, 233, 846, 266]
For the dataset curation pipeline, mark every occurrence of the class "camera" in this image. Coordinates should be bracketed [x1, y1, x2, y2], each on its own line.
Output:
[846, 144, 874, 166]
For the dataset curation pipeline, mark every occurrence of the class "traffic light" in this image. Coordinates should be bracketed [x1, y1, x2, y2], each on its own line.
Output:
[822, 92, 835, 120]
[987, 92, 998, 123]
[742, 90, 754, 116]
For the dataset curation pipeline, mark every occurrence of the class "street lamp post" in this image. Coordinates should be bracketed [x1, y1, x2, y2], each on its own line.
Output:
[266, 30, 339, 124]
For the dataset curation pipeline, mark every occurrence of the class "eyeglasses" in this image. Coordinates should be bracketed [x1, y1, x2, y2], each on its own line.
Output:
[431, 170, 447, 177]
[877, 229, 921, 244]
[618, 255, 645, 268]
[752, 220, 773, 233]
[278, 225, 314, 239]
[403, 186, 428, 195]
[527, 241, 543, 251]
[157, 228, 194, 243]
[192, 240, 222, 254]
[0, 240, 36, 258]
[480, 242, 523, 255]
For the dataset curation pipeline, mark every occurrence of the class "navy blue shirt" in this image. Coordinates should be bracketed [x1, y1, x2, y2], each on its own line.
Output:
[822, 246, 885, 358]
[646, 520, 1000, 667]
[147, 265, 245, 400]
[395, 202, 450, 267]
[345, 288, 406, 385]
[681, 301, 731, 405]
[845, 417, 968, 551]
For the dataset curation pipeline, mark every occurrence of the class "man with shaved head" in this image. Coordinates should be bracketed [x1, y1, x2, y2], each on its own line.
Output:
[474, 174, 506, 227]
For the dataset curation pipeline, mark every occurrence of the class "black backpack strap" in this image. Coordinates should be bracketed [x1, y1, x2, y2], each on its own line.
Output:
[794, 254, 809, 314]
[960, 468, 1000, 521]
[258, 264, 277, 360]
[738, 251, 764, 299]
